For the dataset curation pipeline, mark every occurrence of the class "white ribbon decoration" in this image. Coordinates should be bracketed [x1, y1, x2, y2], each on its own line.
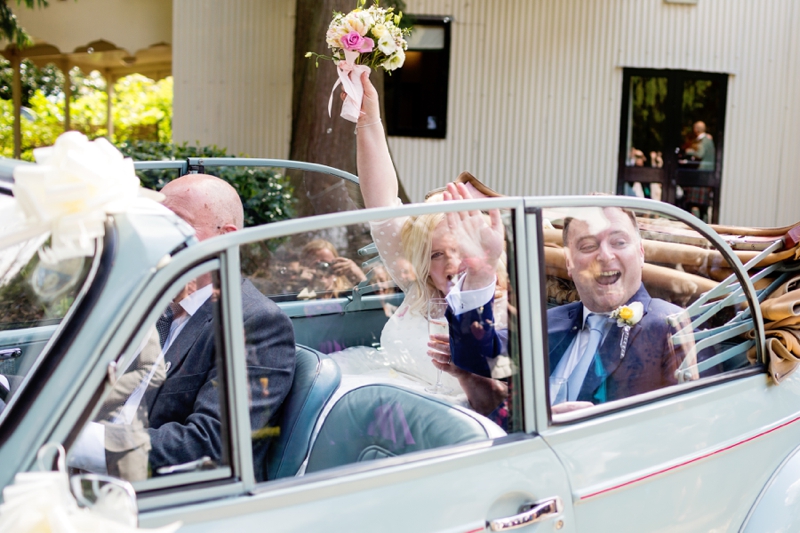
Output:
[328, 50, 371, 123]
[0, 444, 181, 533]
[1, 131, 159, 262]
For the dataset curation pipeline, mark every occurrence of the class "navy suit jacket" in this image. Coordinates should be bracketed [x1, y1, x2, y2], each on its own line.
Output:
[143, 279, 295, 480]
[547, 284, 683, 403]
[446, 297, 503, 378]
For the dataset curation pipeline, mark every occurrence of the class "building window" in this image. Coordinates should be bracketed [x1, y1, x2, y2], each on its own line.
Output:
[384, 16, 451, 139]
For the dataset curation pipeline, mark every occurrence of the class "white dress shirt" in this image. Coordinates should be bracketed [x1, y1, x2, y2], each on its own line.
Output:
[551, 306, 611, 382]
[69, 285, 213, 474]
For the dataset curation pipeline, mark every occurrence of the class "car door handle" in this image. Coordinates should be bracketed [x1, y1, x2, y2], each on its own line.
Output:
[487, 497, 563, 531]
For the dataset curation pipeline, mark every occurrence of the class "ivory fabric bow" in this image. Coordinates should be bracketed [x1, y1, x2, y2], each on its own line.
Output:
[2, 132, 159, 262]
[0, 444, 182, 533]
[328, 50, 371, 123]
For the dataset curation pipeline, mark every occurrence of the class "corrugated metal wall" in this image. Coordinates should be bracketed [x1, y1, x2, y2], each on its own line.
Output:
[393, 0, 800, 226]
[172, 0, 295, 159]
[173, 0, 799, 227]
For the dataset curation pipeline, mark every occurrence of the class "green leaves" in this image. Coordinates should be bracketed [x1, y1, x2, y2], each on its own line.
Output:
[117, 140, 297, 228]
[0, 0, 50, 48]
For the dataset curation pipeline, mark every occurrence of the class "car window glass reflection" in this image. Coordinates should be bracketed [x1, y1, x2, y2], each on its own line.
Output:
[68, 271, 229, 483]
[542, 205, 755, 418]
[0, 236, 95, 415]
[247, 208, 522, 482]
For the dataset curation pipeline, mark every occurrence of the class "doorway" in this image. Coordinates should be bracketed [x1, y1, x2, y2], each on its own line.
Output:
[617, 69, 728, 223]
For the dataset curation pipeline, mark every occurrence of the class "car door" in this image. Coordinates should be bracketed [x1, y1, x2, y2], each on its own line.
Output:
[527, 196, 800, 532]
[145, 199, 580, 532]
[54, 199, 576, 532]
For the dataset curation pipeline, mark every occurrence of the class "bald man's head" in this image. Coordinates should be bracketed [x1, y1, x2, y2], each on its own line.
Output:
[161, 174, 244, 241]
[693, 121, 707, 135]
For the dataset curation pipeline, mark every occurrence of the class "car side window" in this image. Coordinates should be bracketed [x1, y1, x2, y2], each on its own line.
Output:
[0, 236, 97, 414]
[242, 206, 524, 483]
[67, 265, 232, 488]
[540, 204, 762, 418]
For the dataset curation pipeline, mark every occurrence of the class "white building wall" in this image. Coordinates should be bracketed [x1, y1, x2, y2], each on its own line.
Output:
[173, 0, 800, 227]
[393, 0, 800, 226]
[172, 0, 295, 159]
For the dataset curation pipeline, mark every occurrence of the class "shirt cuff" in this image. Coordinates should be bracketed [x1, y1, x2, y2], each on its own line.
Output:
[68, 421, 108, 474]
[446, 275, 496, 315]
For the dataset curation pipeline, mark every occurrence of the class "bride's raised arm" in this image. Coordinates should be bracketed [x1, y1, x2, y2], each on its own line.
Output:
[355, 71, 399, 209]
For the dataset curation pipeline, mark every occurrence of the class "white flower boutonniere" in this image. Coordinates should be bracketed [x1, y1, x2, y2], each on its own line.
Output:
[610, 302, 643, 360]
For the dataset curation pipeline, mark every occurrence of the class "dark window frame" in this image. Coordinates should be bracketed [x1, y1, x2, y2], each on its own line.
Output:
[384, 15, 452, 139]
[616, 68, 728, 224]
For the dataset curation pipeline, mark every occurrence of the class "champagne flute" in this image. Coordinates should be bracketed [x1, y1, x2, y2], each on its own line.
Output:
[549, 377, 568, 405]
[426, 298, 452, 394]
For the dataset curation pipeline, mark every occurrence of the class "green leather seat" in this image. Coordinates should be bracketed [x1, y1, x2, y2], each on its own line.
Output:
[265, 345, 341, 480]
[305, 384, 494, 473]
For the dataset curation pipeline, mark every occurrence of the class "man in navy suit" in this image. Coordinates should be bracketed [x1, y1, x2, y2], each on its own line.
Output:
[441, 205, 690, 416]
[74, 174, 295, 482]
[547, 206, 687, 412]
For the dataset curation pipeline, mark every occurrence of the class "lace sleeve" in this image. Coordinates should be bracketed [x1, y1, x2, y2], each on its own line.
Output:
[369, 198, 412, 293]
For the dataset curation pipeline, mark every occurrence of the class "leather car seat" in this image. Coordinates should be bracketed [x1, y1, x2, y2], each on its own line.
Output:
[304, 384, 497, 473]
[265, 345, 341, 480]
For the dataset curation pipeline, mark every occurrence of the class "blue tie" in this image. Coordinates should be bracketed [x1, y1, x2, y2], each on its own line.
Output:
[567, 314, 606, 401]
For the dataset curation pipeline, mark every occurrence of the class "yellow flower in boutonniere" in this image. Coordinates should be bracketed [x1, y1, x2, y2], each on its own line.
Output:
[610, 302, 643, 359]
[611, 302, 644, 328]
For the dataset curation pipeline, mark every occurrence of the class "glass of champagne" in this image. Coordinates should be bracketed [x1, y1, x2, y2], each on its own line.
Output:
[549, 377, 568, 405]
[426, 298, 452, 394]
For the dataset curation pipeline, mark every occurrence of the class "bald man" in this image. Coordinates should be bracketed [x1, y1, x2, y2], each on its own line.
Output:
[77, 174, 295, 482]
[686, 121, 715, 171]
[145, 174, 295, 480]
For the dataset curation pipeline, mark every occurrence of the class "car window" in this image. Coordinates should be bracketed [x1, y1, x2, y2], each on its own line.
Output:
[243, 205, 524, 482]
[68, 265, 232, 489]
[0, 233, 97, 413]
[539, 204, 761, 419]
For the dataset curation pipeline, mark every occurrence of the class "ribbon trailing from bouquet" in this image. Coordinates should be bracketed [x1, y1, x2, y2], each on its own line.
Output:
[328, 50, 371, 123]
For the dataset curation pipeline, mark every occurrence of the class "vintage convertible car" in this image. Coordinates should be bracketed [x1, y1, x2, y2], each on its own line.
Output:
[1, 153, 800, 533]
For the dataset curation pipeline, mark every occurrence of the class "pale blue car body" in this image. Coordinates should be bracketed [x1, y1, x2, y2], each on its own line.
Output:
[0, 158, 798, 533]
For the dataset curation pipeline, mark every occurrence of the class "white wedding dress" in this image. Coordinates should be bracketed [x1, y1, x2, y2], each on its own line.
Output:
[329, 208, 466, 402]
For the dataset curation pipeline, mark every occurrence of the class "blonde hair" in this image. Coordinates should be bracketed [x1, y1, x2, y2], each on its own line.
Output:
[300, 239, 350, 297]
[301, 239, 339, 263]
[400, 212, 446, 315]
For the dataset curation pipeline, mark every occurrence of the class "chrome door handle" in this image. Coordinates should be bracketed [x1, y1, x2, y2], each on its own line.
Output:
[487, 497, 563, 531]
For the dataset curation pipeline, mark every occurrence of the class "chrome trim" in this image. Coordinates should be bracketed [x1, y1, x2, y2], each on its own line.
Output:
[488, 497, 563, 531]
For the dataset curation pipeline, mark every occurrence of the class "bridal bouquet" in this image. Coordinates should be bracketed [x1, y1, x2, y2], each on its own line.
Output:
[307, 0, 411, 122]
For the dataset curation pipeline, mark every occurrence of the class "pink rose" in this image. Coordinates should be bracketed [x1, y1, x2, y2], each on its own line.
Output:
[341, 31, 374, 53]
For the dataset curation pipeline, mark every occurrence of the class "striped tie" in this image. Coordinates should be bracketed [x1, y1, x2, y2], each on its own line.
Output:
[567, 313, 606, 401]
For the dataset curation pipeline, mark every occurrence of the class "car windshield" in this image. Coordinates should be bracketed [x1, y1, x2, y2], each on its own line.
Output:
[0, 196, 98, 414]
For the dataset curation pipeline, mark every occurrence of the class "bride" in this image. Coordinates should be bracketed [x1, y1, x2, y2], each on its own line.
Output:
[330, 72, 508, 417]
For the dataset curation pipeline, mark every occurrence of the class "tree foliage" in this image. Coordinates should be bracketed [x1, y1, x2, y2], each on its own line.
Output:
[117, 140, 296, 228]
[0, 64, 173, 160]
[0, 59, 65, 106]
[0, 0, 48, 48]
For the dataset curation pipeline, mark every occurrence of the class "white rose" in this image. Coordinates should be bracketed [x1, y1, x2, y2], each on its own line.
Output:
[344, 13, 367, 35]
[372, 23, 388, 39]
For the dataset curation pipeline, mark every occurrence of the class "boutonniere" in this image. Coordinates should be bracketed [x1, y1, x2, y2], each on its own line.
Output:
[610, 302, 644, 359]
